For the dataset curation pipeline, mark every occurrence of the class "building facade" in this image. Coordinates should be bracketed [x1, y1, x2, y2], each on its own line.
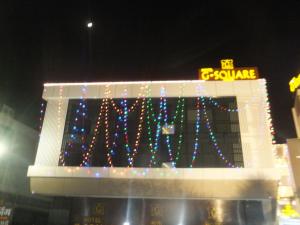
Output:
[28, 79, 279, 225]
[0, 104, 51, 225]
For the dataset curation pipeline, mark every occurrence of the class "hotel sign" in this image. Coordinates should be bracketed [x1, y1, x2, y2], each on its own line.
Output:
[289, 74, 300, 92]
[199, 59, 259, 81]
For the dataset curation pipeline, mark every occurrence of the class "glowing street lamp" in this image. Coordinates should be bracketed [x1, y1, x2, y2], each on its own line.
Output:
[87, 22, 93, 28]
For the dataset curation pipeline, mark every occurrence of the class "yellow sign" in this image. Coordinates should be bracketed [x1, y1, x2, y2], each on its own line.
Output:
[281, 204, 300, 218]
[289, 74, 300, 92]
[199, 59, 259, 81]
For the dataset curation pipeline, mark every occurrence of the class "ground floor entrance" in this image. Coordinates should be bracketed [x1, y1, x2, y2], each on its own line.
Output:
[48, 197, 276, 225]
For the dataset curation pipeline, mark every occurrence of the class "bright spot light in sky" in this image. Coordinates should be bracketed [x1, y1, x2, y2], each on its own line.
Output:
[87, 22, 93, 28]
[0, 141, 7, 157]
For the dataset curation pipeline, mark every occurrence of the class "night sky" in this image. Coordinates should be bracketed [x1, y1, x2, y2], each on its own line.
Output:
[1, 1, 300, 142]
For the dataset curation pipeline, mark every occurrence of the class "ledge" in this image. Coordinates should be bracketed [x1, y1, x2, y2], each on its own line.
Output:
[28, 166, 279, 200]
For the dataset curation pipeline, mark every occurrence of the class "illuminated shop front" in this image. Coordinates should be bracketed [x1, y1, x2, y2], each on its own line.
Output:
[28, 61, 280, 224]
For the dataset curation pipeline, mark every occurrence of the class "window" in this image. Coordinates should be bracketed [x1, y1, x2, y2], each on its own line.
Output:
[59, 96, 243, 168]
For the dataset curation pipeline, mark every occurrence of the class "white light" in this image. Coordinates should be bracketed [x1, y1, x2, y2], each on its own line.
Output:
[123, 222, 130, 225]
[0, 141, 7, 157]
[87, 22, 93, 28]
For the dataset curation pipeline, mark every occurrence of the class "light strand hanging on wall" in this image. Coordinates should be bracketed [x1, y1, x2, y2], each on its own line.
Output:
[80, 97, 106, 167]
[109, 85, 146, 114]
[163, 96, 174, 166]
[159, 86, 176, 166]
[190, 97, 201, 167]
[104, 96, 113, 167]
[200, 96, 235, 168]
[151, 96, 163, 167]
[169, 84, 185, 166]
[110, 114, 122, 159]
[148, 94, 164, 167]
[64, 86, 89, 166]
[145, 85, 158, 166]
[263, 80, 276, 144]
[38, 101, 46, 135]
[174, 97, 185, 165]
[145, 84, 185, 167]
[78, 86, 89, 160]
[121, 96, 132, 166]
[206, 97, 238, 112]
[146, 96, 155, 166]
[57, 86, 65, 165]
[66, 100, 86, 155]
[131, 98, 146, 166]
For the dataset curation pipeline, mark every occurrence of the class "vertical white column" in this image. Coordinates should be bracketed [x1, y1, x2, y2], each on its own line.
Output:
[34, 99, 69, 166]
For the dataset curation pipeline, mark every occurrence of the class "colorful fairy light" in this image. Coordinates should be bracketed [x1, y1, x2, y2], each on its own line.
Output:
[263, 80, 276, 144]
[110, 115, 122, 158]
[131, 98, 146, 165]
[200, 96, 235, 168]
[163, 97, 175, 166]
[104, 97, 113, 167]
[57, 86, 65, 165]
[61, 82, 247, 169]
[62, 86, 89, 166]
[174, 97, 185, 165]
[150, 96, 163, 167]
[206, 97, 238, 112]
[38, 101, 46, 135]
[109, 85, 146, 114]
[190, 97, 201, 167]
[120, 97, 131, 166]
[81, 98, 106, 166]
[146, 96, 155, 166]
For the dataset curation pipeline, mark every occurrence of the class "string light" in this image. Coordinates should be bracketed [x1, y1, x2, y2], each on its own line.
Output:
[80, 97, 106, 167]
[190, 97, 201, 167]
[174, 98, 185, 165]
[145, 84, 185, 167]
[57, 86, 65, 165]
[79, 86, 89, 161]
[61, 82, 248, 168]
[109, 85, 146, 114]
[206, 97, 238, 112]
[163, 96, 175, 166]
[110, 115, 122, 159]
[200, 96, 235, 168]
[131, 98, 146, 165]
[104, 96, 113, 167]
[263, 80, 276, 144]
[62, 86, 89, 166]
[150, 96, 163, 167]
[38, 101, 46, 135]
[121, 96, 132, 166]
[146, 95, 155, 166]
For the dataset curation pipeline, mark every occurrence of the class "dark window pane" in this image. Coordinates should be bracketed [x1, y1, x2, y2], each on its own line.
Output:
[59, 97, 243, 168]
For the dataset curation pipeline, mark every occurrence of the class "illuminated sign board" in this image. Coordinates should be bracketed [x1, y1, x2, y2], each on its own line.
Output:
[289, 74, 300, 92]
[199, 59, 259, 81]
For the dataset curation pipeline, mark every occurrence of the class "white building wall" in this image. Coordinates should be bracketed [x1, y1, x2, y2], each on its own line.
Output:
[33, 79, 274, 169]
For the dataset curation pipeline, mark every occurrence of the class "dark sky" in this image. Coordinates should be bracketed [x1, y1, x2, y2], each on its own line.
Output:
[1, 0, 300, 142]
